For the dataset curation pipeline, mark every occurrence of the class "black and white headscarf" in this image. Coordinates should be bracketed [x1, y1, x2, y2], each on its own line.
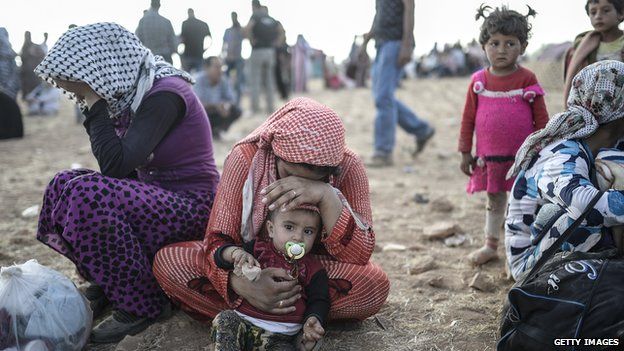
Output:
[34, 22, 193, 118]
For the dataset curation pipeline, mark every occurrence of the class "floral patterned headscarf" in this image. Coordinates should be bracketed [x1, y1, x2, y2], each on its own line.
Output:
[509, 60, 624, 177]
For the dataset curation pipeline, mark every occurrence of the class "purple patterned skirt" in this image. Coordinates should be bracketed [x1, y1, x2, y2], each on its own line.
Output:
[37, 169, 214, 318]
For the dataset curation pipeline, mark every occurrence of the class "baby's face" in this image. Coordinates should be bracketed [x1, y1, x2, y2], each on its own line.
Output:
[267, 209, 320, 256]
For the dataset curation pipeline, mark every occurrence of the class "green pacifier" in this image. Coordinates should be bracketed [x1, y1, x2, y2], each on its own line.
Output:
[285, 242, 306, 260]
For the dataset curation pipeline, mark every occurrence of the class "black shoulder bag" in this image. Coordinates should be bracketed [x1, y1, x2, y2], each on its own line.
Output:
[497, 185, 624, 350]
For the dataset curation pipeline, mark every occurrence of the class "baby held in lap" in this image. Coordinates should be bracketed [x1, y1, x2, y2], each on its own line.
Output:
[211, 205, 329, 351]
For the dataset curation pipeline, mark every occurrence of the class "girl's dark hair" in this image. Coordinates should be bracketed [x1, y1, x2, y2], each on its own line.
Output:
[585, 0, 624, 15]
[475, 4, 537, 45]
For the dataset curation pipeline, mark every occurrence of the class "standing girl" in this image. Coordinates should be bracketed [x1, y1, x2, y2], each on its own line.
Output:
[458, 5, 549, 265]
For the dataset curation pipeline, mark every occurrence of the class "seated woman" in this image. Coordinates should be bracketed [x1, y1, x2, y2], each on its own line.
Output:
[34, 23, 220, 342]
[153, 97, 389, 324]
[506, 60, 624, 280]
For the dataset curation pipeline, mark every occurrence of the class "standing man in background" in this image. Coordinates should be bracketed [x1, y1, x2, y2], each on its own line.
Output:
[136, 0, 177, 64]
[363, 0, 435, 167]
[222, 11, 244, 106]
[180, 8, 211, 73]
[245, 2, 282, 114]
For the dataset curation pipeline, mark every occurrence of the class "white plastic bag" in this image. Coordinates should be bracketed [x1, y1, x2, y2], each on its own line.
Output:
[0, 260, 92, 351]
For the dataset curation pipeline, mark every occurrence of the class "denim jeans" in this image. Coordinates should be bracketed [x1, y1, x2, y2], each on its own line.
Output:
[372, 40, 431, 156]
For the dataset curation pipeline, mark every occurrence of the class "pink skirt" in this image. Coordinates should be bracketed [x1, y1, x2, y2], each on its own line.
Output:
[467, 159, 515, 194]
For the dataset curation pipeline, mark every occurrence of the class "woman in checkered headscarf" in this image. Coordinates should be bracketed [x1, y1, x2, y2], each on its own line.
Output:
[34, 23, 220, 342]
[154, 97, 390, 323]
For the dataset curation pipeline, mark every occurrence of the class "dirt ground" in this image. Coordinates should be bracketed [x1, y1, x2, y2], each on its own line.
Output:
[0, 63, 565, 351]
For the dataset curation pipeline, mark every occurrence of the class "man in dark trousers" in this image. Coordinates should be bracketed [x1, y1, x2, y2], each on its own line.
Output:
[362, 0, 435, 167]
[180, 8, 211, 73]
[245, 2, 283, 114]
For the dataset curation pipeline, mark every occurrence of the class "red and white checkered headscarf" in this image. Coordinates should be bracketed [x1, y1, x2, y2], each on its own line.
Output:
[238, 97, 346, 242]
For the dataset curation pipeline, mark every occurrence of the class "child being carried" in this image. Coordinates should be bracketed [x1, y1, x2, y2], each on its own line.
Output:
[595, 148, 624, 253]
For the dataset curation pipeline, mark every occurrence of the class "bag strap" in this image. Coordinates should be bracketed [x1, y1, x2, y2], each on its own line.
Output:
[524, 188, 604, 280]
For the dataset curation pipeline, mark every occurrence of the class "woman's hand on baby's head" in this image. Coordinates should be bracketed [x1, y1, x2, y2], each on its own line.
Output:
[261, 176, 331, 212]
